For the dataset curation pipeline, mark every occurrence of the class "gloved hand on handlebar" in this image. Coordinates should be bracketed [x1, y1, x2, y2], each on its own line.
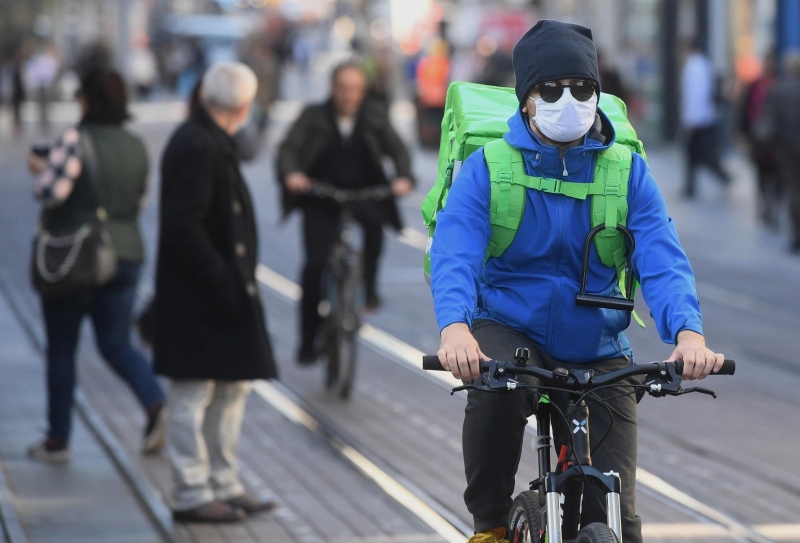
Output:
[437, 323, 489, 381]
[669, 330, 725, 381]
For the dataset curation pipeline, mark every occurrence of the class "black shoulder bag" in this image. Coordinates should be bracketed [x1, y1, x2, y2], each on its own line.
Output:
[31, 128, 118, 297]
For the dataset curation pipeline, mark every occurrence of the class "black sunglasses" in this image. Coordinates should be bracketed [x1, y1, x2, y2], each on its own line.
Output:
[535, 80, 597, 103]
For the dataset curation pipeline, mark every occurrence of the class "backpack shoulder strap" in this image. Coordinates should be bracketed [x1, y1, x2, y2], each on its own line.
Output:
[591, 143, 645, 327]
[590, 142, 632, 268]
[483, 139, 527, 260]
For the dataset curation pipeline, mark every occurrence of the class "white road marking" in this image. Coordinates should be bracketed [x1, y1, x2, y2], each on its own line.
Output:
[642, 523, 800, 541]
[636, 470, 774, 543]
[253, 262, 783, 543]
[695, 281, 800, 322]
[399, 228, 430, 252]
[256, 264, 301, 302]
[253, 381, 468, 543]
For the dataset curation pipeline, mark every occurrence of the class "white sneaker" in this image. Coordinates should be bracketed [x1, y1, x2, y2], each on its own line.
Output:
[27, 439, 71, 464]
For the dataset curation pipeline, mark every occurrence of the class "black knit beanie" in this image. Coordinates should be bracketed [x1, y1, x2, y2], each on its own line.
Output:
[512, 20, 599, 104]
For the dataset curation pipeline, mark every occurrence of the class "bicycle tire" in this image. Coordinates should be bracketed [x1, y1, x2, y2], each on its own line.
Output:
[575, 523, 619, 543]
[508, 491, 542, 543]
[324, 317, 340, 389]
[336, 331, 357, 399]
[324, 255, 361, 399]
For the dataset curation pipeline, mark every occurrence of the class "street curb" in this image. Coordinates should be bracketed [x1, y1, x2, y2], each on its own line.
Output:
[0, 268, 186, 543]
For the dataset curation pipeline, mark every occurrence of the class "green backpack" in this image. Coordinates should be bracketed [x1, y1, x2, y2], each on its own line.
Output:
[421, 82, 648, 326]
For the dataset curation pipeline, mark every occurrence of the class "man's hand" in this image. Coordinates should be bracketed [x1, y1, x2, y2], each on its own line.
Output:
[437, 322, 487, 381]
[391, 177, 413, 197]
[28, 153, 47, 175]
[668, 330, 724, 380]
[286, 172, 312, 194]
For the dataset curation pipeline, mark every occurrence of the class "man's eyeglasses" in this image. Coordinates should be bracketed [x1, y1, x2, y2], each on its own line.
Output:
[534, 80, 597, 103]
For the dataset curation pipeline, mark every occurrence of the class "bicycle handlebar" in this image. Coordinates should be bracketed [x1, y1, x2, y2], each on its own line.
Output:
[309, 182, 392, 203]
[421, 355, 735, 389]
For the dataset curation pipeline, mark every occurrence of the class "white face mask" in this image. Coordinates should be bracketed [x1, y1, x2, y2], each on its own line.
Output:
[529, 88, 598, 143]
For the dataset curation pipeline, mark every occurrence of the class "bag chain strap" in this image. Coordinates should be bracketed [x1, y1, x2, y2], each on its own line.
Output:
[36, 224, 93, 283]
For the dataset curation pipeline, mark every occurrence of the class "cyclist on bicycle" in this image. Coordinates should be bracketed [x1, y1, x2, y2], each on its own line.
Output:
[277, 60, 414, 364]
[429, 21, 725, 543]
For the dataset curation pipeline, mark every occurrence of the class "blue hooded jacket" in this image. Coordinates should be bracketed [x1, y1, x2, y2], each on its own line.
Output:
[430, 109, 703, 362]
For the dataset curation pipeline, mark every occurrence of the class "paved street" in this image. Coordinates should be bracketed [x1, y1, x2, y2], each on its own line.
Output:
[1, 97, 799, 543]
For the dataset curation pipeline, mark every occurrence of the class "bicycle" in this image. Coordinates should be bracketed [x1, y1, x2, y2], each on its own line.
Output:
[310, 183, 391, 399]
[422, 350, 735, 543]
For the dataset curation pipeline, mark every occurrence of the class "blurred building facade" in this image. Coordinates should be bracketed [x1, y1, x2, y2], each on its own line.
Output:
[1, 0, 798, 145]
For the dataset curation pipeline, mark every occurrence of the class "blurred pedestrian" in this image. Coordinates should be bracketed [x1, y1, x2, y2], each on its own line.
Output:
[0, 50, 25, 136]
[416, 39, 450, 148]
[155, 62, 277, 522]
[130, 44, 159, 99]
[24, 45, 59, 131]
[26, 69, 167, 463]
[598, 50, 628, 104]
[762, 52, 800, 254]
[276, 60, 414, 365]
[740, 52, 780, 227]
[681, 40, 730, 198]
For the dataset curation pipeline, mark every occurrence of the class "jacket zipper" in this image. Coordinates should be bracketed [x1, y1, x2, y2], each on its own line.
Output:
[547, 150, 568, 353]
[615, 335, 630, 362]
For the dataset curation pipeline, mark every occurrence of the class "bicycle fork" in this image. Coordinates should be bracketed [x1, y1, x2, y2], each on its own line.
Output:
[537, 401, 624, 543]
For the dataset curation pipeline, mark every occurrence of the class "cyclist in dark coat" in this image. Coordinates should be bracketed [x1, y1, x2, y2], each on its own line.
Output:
[276, 60, 414, 364]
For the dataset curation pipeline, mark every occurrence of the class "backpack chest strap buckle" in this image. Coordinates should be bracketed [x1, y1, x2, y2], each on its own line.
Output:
[539, 178, 561, 194]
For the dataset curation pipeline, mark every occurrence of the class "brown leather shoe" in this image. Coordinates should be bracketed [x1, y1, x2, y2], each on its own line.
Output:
[173, 500, 246, 523]
[225, 494, 278, 515]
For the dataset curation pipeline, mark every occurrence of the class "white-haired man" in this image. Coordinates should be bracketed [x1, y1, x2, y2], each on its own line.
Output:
[155, 62, 277, 523]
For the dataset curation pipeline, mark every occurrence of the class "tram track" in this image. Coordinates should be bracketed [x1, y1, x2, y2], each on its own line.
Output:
[2, 258, 793, 543]
[0, 270, 180, 543]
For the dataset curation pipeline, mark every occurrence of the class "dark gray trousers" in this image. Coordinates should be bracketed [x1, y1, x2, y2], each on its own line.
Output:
[464, 320, 643, 543]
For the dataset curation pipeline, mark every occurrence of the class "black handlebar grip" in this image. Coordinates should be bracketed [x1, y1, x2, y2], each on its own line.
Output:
[674, 359, 735, 376]
[422, 355, 446, 371]
[715, 359, 736, 375]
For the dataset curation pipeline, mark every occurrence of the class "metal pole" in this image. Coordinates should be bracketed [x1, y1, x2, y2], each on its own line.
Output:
[115, 0, 132, 80]
[660, 0, 679, 142]
[695, 0, 709, 53]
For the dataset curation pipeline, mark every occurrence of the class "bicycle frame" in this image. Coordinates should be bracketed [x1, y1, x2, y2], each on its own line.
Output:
[533, 399, 623, 543]
[423, 355, 733, 543]
[322, 200, 362, 331]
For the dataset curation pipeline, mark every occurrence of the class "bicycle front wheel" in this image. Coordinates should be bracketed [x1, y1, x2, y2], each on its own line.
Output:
[508, 491, 542, 543]
[324, 260, 361, 399]
[575, 523, 619, 543]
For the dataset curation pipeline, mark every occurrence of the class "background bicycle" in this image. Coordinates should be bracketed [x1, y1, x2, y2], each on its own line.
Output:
[310, 183, 391, 399]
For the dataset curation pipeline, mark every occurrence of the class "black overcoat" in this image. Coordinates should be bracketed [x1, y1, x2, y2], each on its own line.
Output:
[275, 99, 414, 229]
[153, 107, 276, 381]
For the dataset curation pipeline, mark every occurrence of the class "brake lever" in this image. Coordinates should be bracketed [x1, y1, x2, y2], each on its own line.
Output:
[450, 384, 481, 395]
[681, 386, 717, 399]
[449, 362, 520, 395]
